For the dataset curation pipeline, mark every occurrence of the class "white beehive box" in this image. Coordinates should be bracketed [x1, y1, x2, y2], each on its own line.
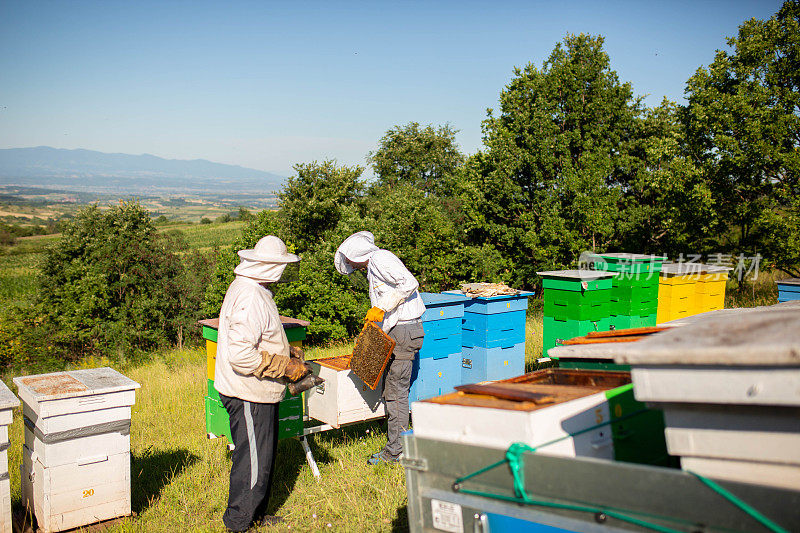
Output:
[613, 307, 800, 489]
[306, 356, 385, 428]
[412, 370, 632, 460]
[0, 380, 19, 533]
[14, 368, 140, 533]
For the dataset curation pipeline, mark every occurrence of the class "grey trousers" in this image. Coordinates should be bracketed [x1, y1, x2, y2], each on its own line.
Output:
[383, 322, 424, 458]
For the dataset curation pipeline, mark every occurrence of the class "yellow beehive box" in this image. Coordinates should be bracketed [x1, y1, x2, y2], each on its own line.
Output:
[657, 263, 705, 324]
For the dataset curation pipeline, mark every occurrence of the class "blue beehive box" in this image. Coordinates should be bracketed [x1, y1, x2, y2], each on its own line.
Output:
[410, 292, 469, 402]
[777, 278, 800, 302]
[409, 354, 463, 400]
[461, 343, 526, 383]
[461, 310, 526, 348]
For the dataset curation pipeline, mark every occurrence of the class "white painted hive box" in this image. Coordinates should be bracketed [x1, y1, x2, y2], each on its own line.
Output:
[14, 368, 140, 532]
[612, 306, 800, 488]
[0, 380, 19, 533]
[306, 356, 385, 428]
[412, 370, 633, 460]
[22, 444, 131, 533]
[412, 390, 616, 460]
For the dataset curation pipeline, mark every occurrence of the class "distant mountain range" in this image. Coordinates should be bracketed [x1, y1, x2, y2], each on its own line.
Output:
[0, 146, 285, 195]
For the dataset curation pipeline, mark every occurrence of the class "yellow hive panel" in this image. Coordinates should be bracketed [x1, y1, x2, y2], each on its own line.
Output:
[206, 340, 216, 380]
[659, 274, 697, 286]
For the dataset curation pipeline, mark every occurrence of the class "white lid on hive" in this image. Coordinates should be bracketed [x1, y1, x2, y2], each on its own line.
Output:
[0, 380, 19, 411]
[14, 367, 140, 403]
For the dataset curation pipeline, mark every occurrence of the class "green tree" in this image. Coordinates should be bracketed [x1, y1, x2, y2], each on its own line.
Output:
[458, 34, 642, 286]
[278, 160, 366, 250]
[37, 202, 211, 359]
[368, 122, 465, 193]
[683, 1, 800, 274]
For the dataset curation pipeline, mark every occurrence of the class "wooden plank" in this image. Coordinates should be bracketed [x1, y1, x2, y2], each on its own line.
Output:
[562, 336, 646, 345]
[454, 383, 555, 404]
[585, 326, 669, 338]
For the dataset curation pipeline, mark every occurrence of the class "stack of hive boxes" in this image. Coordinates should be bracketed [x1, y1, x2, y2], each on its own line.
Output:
[16, 368, 140, 533]
[615, 306, 800, 490]
[448, 291, 534, 384]
[199, 317, 307, 445]
[656, 263, 703, 324]
[0, 382, 18, 533]
[409, 293, 468, 402]
[590, 253, 664, 330]
[693, 265, 729, 314]
[777, 278, 800, 302]
[538, 270, 614, 356]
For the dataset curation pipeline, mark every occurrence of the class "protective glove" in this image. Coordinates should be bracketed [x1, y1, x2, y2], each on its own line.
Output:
[254, 350, 290, 379]
[284, 358, 311, 382]
[289, 345, 305, 360]
[365, 306, 385, 322]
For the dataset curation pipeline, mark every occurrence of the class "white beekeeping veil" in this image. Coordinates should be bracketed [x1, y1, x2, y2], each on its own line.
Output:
[334, 231, 378, 275]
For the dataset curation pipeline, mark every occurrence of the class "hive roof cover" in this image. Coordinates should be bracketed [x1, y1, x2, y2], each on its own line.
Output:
[420, 292, 468, 306]
[14, 367, 140, 401]
[0, 380, 19, 410]
[609, 306, 800, 366]
[537, 269, 615, 280]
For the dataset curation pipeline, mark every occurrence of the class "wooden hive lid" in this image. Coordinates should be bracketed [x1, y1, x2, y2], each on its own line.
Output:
[0, 380, 19, 410]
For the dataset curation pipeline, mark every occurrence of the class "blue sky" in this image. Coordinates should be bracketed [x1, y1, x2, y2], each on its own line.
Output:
[0, 0, 784, 176]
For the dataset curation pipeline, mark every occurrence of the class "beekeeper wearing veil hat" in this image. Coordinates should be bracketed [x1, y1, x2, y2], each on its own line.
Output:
[215, 235, 320, 531]
[335, 231, 426, 464]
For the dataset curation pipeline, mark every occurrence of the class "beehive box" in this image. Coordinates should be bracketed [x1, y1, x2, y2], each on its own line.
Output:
[409, 293, 469, 403]
[613, 306, 800, 489]
[412, 369, 669, 465]
[538, 270, 614, 355]
[777, 278, 800, 302]
[656, 263, 705, 323]
[14, 368, 140, 533]
[0, 381, 19, 533]
[692, 265, 730, 314]
[306, 356, 385, 428]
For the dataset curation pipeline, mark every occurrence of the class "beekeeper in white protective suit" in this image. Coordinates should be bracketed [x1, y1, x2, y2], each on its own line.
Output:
[215, 235, 320, 531]
[335, 231, 426, 464]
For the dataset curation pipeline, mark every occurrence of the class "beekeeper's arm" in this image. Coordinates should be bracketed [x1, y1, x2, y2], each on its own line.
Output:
[226, 303, 290, 378]
[374, 253, 419, 314]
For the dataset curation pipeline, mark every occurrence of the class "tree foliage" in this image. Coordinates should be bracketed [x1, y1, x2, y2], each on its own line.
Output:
[36, 202, 213, 359]
[368, 122, 465, 193]
[684, 0, 800, 274]
[456, 34, 642, 286]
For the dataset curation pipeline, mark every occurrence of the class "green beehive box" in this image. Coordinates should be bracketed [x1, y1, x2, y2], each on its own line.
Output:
[609, 313, 657, 330]
[543, 288, 611, 321]
[206, 379, 304, 441]
[611, 298, 658, 316]
[605, 384, 672, 466]
[542, 316, 611, 356]
[555, 358, 631, 372]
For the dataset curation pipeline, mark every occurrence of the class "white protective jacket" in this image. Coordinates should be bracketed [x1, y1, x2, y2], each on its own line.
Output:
[368, 249, 426, 332]
[214, 276, 289, 404]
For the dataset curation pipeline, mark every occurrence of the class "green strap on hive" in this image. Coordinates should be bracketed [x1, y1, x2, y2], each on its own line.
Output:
[452, 409, 787, 533]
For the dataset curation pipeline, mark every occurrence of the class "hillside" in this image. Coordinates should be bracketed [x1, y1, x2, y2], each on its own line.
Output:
[0, 147, 285, 195]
